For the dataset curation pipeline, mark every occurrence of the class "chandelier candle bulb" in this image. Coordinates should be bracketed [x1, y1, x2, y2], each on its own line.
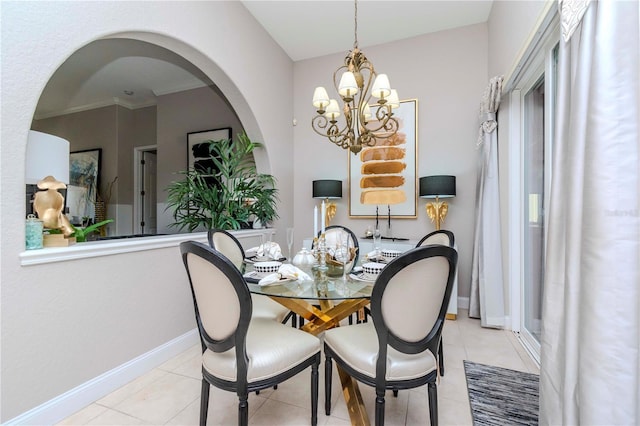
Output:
[325, 100, 341, 120]
[313, 87, 330, 110]
[388, 89, 400, 109]
[371, 74, 391, 99]
[338, 72, 358, 99]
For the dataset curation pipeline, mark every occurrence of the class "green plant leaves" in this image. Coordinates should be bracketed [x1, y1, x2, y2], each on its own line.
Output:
[71, 219, 114, 242]
[165, 132, 279, 231]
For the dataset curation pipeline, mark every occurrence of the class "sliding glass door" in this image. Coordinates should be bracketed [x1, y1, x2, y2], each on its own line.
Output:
[519, 45, 557, 360]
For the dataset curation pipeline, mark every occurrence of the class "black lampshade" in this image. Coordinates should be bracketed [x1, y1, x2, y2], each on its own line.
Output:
[419, 175, 456, 199]
[312, 180, 342, 199]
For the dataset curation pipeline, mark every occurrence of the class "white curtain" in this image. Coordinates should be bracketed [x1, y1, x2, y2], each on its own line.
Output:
[469, 76, 506, 328]
[540, 1, 640, 424]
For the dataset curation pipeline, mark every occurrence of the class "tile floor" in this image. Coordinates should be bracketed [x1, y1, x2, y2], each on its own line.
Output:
[58, 309, 539, 425]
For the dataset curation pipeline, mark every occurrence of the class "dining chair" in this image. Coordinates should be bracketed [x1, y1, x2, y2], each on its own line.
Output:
[416, 229, 455, 376]
[180, 241, 321, 426]
[323, 245, 458, 426]
[207, 229, 295, 326]
[416, 229, 455, 248]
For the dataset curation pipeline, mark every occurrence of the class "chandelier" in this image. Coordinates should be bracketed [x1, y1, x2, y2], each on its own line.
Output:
[311, 0, 400, 154]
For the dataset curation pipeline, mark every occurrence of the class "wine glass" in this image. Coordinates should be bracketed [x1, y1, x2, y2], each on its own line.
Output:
[373, 227, 382, 261]
[334, 231, 350, 283]
[286, 227, 294, 261]
[259, 233, 271, 260]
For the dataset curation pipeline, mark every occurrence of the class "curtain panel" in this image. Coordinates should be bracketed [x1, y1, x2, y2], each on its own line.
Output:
[540, 1, 640, 424]
[469, 76, 506, 328]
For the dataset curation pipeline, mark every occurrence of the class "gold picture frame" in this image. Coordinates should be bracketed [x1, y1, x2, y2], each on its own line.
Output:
[348, 99, 418, 219]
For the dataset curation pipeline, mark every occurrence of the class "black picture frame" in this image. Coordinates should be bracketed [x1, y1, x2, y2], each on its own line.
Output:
[187, 127, 232, 172]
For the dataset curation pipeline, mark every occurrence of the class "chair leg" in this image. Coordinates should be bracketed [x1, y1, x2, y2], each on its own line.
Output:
[375, 388, 385, 426]
[438, 341, 445, 376]
[238, 393, 249, 426]
[200, 379, 210, 426]
[427, 382, 438, 426]
[311, 360, 319, 426]
[325, 353, 333, 415]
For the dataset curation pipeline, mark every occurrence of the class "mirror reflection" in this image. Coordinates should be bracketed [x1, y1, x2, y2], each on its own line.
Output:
[29, 38, 245, 239]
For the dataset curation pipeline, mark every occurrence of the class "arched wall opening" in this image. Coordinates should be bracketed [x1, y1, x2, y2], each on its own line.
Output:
[28, 31, 274, 237]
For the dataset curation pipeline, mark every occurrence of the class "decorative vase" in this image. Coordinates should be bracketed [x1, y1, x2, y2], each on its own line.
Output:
[292, 248, 315, 274]
[25, 214, 43, 250]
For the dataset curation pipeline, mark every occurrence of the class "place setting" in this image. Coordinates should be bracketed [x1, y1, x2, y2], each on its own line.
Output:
[244, 238, 287, 263]
[350, 248, 402, 282]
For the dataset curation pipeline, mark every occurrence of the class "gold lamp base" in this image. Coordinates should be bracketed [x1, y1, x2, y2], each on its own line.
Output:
[325, 199, 337, 226]
[425, 196, 449, 230]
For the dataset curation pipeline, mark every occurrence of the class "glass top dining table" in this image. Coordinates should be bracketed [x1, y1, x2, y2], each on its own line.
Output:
[245, 271, 374, 301]
[243, 261, 375, 425]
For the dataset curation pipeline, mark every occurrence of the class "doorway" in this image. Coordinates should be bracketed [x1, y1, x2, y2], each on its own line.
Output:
[133, 145, 158, 235]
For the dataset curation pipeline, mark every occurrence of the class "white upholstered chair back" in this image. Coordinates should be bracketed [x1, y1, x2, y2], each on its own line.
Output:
[186, 252, 241, 341]
[419, 233, 450, 247]
[379, 256, 450, 342]
[211, 231, 244, 269]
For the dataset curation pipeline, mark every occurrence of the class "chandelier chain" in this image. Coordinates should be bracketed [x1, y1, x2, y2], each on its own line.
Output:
[353, 0, 358, 49]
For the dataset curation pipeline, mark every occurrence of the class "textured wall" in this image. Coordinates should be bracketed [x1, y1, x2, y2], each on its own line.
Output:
[0, 1, 292, 420]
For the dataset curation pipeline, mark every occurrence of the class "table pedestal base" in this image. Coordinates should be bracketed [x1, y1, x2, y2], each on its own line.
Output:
[269, 296, 371, 425]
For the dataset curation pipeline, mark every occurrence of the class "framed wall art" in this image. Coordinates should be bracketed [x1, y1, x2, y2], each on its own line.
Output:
[187, 127, 231, 172]
[67, 148, 101, 223]
[348, 99, 418, 218]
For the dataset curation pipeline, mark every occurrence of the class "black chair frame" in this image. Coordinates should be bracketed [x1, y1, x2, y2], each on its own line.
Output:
[181, 241, 320, 426]
[207, 228, 298, 327]
[416, 229, 455, 248]
[324, 245, 458, 426]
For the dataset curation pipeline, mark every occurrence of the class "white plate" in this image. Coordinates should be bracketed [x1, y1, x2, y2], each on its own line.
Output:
[349, 272, 375, 282]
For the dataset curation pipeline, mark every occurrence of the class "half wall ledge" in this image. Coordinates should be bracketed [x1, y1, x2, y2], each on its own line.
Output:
[19, 229, 276, 266]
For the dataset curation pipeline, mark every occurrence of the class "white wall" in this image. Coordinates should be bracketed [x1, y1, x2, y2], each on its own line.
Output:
[293, 23, 488, 302]
[488, 1, 551, 79]
[0, 1, 292, 420]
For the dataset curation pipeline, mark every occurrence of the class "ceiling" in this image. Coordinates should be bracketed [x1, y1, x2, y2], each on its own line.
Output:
[242, 1, 493, 61]
[34, 1, 493, 119]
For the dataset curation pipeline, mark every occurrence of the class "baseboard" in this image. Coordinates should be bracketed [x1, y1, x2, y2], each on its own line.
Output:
[458, 296, 469, 310]
[5, 328, 199, 426]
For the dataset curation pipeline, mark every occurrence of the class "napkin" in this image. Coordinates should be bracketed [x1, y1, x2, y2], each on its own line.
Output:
[246, 242, 283, 260]
[366, 250, 385, 262]
[258, 264, 311, 286]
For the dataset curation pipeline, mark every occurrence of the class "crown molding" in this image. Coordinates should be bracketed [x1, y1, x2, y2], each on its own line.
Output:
[33, 97, 158, 120]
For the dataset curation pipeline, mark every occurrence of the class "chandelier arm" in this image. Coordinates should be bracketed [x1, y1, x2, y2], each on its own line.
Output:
[312, 114, 354, 149]
[363, 112, 399, 134]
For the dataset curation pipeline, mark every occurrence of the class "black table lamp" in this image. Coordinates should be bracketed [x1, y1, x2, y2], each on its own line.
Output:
[419, 175, 456, 230]
[312, 180, 342, 226]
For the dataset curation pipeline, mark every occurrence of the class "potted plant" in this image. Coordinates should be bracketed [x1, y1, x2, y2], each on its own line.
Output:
[165, 133, 279, 231]
[248, 175, 279, 228]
